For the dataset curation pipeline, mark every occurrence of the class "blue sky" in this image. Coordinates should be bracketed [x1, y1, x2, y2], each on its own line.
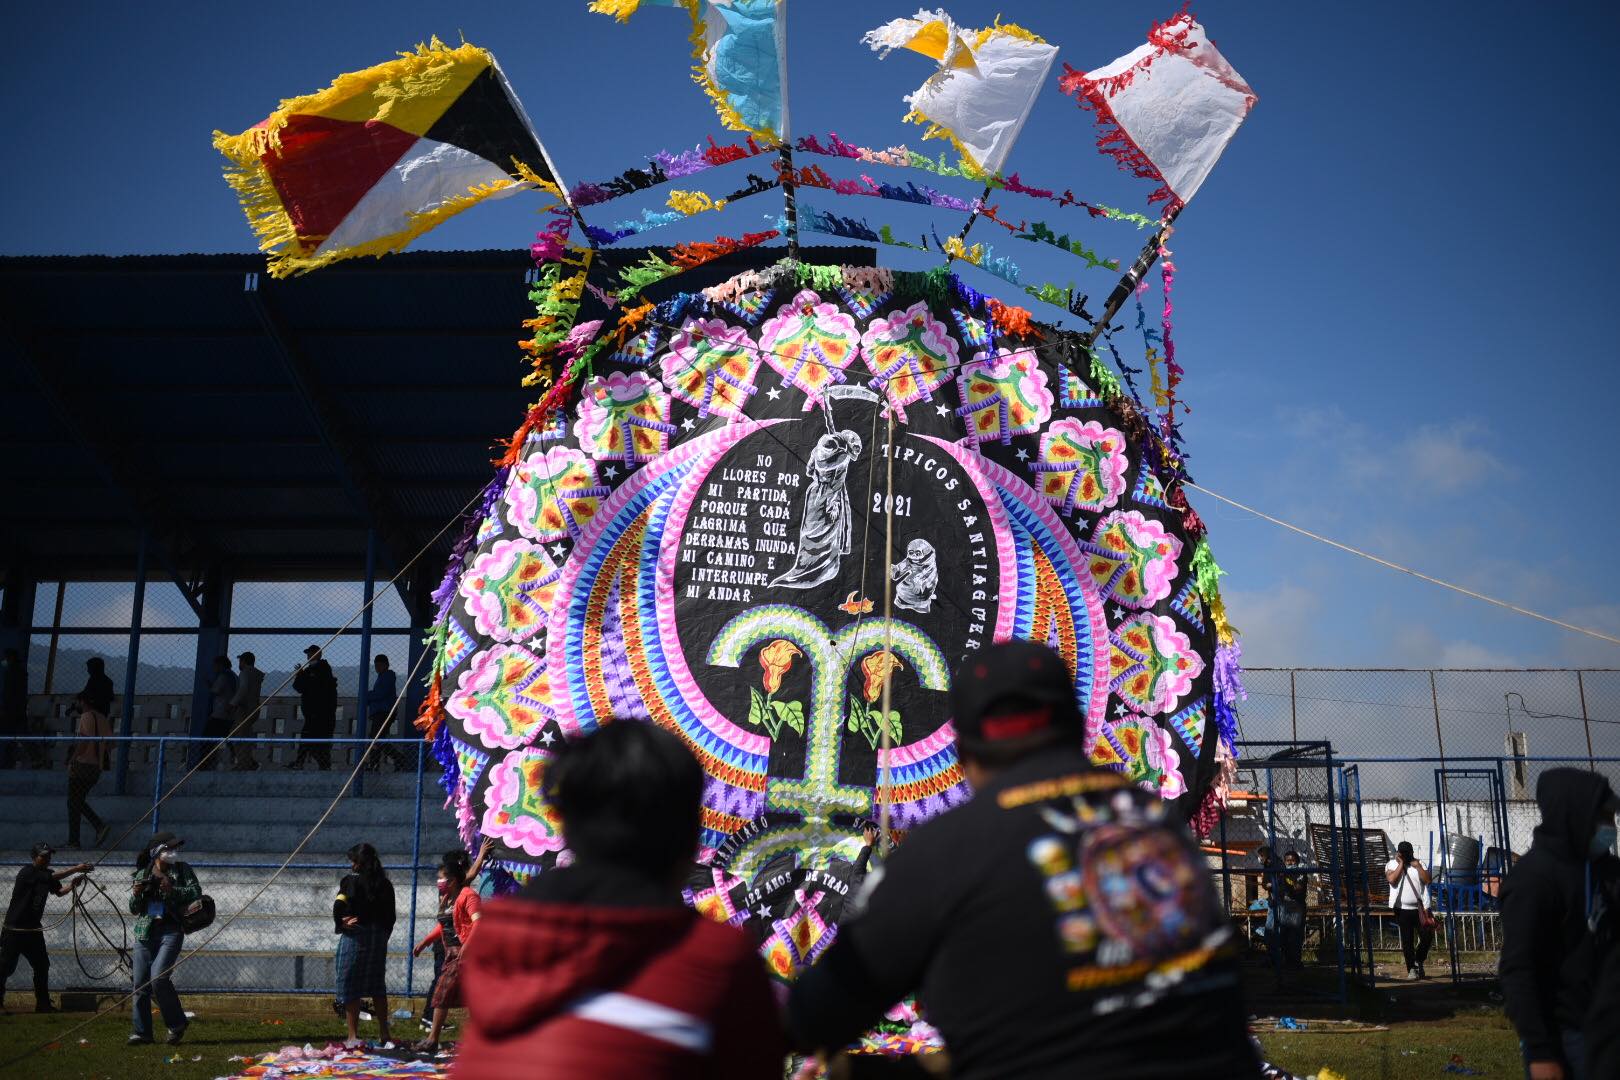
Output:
[4, 0, 1617, 682]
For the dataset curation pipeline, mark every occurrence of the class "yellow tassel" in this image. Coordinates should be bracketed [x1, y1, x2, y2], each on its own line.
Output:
[587, 0, 645, 21]
[212, 150, 304, 261]
[512, 159, 564, 200]
[213, 38, 490, 162]
[1208, 592, 1237, 644]
[943, 236, 986, 265]
[900, 109, 991, 178]
[667, 189, 726, 215]
[972, 19, 1048, 50]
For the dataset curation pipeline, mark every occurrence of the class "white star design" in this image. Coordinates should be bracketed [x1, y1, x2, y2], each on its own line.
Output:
[755, 905, 771, 920]
[605, 465, 620, 479]
[1014, 448, 1029, 461]
[540, 729, 556, 745]
[550, 545, 567, 559]
[1114, 702, 1128, 717]
[934, 403, 950, 418]
[1112, 607, 1128, 621]
[681, 417, 696, 431]
[766, 386, 782, 400]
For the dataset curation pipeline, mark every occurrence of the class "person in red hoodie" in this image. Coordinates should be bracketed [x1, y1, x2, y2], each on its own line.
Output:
[411, 838, 495, 1055]
[455, 721, 787, 1079]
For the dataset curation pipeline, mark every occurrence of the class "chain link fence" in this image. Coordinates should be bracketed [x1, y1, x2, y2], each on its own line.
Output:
[1239, 667, 1620, 777]
[1, 733, 456, 1008]
[8, 639, 1619, 1000]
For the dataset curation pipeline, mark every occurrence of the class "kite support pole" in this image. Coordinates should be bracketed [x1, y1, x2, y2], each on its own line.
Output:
[1079, 205, 1181, 347]
[878, 408, 896, 858]
[779, 145, 801, 261]
[942, 182, 995, 268]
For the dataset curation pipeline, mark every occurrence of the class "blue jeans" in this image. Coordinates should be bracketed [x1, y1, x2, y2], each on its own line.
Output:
[132, 930, 186, 1039]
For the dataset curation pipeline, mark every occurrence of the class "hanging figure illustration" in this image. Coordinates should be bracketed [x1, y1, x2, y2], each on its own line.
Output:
[891, 538, 938, 614]
[770, 429, 863, 590]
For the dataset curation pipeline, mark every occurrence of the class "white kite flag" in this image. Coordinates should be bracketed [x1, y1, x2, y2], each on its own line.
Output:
[863, 10, 1058, 178]
[1060, 11, 1256, 212]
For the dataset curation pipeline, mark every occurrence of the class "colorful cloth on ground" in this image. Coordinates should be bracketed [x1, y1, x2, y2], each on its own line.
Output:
[1058, 11, 1256, 211]
[863, 11, 1058, 176]
[589, 0, 789, 141]
[424, 260, 1228, 980]
[228, 1044, 448, 1079]
[213, 39, 562, 277]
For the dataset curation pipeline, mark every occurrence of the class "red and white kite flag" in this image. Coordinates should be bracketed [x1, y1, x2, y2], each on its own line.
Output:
[1059, 11, 1255, 213]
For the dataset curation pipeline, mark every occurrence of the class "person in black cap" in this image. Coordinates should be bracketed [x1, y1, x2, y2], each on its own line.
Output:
[292, 645, 338, 771]
[1, 842, 91, 1012]
[787, 639, 1259, 1079]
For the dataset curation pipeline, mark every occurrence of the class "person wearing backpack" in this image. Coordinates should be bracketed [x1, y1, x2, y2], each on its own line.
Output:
[1385, 840, 1435, 980]
[127, 833, 201, 1046]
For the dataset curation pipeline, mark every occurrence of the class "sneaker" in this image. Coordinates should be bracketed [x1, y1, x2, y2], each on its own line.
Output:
[128, 1034, 154, 1046]
[1416, 963, 1427, 980]
[94, 821, 112, 846]
[166, 1022, 188, 1045]
[35, 1002, 57, 1014]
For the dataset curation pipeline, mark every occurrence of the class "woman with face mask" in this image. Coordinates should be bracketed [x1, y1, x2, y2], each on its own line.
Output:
[411, 839, 493, 1055]
[127, 833, 200, 1046]
[1500, 769, 1620, 1080]
[1384, 840, 1435, 980]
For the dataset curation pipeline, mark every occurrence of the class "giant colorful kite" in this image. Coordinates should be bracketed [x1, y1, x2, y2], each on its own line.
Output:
[215, 5, 1255, 985]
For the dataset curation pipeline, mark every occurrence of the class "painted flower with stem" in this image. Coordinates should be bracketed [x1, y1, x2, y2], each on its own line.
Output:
[848, 650, 904, 750]
[749, 640, 805, 739]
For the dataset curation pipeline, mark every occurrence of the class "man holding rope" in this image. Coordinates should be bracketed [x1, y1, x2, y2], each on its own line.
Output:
[0, 842, 91, 1013]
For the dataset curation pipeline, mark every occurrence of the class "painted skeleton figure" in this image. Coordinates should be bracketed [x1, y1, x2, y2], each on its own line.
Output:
[769, 429, 863, 590]
[891, 538, 938, 614]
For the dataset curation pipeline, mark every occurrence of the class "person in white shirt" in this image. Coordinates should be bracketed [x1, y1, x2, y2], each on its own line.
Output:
[1385, 840, 1434, 979]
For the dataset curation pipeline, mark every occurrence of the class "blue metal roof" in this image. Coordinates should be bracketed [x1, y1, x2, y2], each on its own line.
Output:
[0, 246, 874, 607]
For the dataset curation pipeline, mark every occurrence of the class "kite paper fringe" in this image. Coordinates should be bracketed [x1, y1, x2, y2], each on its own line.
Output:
[570, 135, 776, 207]
[1190, 739, 1238, 838]
[609, 229, 781, 303]
[587, 175, 778, 246]
[1013, 221, 1121, 272]
[587, 0, 644, 20]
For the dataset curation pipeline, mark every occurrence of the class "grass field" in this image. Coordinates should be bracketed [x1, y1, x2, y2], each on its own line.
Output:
[0, 996, 423, 1079]
[0, 992, 1525, 1079]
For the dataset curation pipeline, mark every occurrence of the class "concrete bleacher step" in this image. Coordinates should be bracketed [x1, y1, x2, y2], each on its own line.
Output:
[2, 764, 465, 999]
[0, 767, 459, 857]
